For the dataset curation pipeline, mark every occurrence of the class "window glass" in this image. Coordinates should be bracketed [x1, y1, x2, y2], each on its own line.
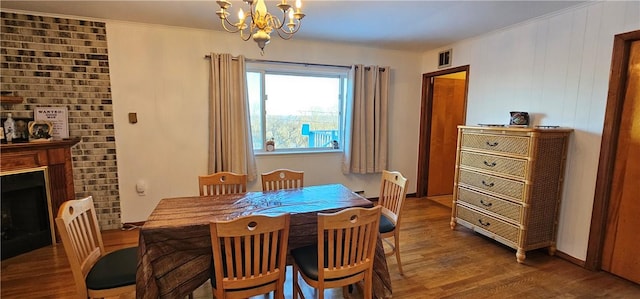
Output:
[247, 64, 347, 152]
[247, 72, 263, 149]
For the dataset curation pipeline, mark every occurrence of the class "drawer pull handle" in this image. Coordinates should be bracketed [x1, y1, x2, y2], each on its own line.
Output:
[478, 219, 491, 226]
[483, 161, 497, 167]
[480, 199, 493, 207]
[486, 141, 499, 147]
[481, 180, 495, 187]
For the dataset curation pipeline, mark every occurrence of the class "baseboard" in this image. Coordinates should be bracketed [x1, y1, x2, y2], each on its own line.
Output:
[555, 250, 586, 268]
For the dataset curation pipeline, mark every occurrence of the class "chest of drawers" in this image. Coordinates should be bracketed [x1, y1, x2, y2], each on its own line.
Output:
[450, 126, 572, 263]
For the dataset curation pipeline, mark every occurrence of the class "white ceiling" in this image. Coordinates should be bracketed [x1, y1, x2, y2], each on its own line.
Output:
[0, 0, 587, 52]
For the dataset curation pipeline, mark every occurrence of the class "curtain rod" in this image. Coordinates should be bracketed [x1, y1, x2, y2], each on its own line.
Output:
[203, 55, 353, 69]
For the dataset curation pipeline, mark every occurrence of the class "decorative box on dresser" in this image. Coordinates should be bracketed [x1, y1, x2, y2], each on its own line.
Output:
[450, 126, 572, 263]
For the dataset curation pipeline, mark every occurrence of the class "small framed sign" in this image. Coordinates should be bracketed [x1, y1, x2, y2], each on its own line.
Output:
[34, 107, 69, 140]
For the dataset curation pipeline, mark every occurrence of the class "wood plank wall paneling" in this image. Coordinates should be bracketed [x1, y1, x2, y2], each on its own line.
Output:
[423, 1, 640, 261]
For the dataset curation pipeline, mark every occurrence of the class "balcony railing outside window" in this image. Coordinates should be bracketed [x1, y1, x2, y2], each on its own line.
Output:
[301, 124, 339, 148]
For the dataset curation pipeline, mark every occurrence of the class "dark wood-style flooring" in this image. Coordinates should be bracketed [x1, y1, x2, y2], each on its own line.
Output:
[2, 197, 639, 298]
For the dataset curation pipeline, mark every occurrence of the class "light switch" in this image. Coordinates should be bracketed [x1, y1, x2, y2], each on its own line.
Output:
[128, 112, 137, 124]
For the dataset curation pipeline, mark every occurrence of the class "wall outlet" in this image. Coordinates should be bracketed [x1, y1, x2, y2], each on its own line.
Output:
[136, 180, 147, 196]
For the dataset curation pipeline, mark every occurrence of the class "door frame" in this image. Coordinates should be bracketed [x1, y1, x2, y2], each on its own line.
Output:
[416, 65, 469, 197]
[586, 29, 640, 270]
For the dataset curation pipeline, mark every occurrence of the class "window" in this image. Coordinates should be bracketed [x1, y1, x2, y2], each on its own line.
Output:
[247, 62, 349, 152]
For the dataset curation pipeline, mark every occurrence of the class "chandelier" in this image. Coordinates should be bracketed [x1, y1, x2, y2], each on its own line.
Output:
[216, 0, 305, 53]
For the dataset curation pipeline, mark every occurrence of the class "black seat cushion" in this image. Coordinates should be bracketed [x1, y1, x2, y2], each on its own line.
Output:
[291, 244, 321, 280]
[291, 244, 359, 282]
[379, 214, 395, 234]
[86, 246, 137, 290]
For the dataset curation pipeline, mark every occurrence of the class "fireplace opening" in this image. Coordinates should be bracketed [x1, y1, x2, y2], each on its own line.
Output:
[1, 167, 54, 260]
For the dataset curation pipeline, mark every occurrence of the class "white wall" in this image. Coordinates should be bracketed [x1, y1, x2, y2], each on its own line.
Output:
[106, 22, 423, 223]
[420, 1, 639, 261]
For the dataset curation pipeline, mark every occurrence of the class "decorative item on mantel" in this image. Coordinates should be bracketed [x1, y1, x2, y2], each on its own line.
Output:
[215, 0, 305, 54]
[3, 113, 15, 143]
[28, 120, 53, 142]
[1, 114, 31, 144]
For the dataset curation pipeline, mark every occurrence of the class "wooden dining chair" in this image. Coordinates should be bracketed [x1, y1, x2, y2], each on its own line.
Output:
[291, 206, 382, 299]
[199, 171, 248, 196]
[261, 169, 304, 191]
[55, 196, 137, 299]
[377, 170, 408, 275]
[209, 213, 291, 299]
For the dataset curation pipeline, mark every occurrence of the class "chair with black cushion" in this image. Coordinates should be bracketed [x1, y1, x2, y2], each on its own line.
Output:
[209, 213, 291, 299]
[291, 206, 382, 299]
[377, 170, 408, 275]
[261, 169, 304, 191]
[55, 196, 136, 298]
[199, 171, 248, 196]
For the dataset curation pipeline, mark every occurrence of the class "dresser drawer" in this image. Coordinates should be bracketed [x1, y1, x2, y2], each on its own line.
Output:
[461, 132, 530, 156]
[458, 169, 525, 201]
[457, 187, 523, 223]
[456, 204, 520, 244]
[460, 151, 527, 178]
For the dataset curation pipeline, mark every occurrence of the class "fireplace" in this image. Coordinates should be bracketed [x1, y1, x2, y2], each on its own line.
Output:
[1, 167, 55, 260]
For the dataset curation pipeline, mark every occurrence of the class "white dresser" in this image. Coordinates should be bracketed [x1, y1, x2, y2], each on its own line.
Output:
[450, 126, 572, 263]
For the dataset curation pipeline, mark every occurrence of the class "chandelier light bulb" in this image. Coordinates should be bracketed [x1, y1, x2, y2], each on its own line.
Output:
[288, 9, 294, 26]
[238, 9, 245, 23]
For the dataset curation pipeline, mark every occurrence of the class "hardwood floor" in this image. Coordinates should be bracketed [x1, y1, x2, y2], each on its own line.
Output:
[2, 197, 639, 298]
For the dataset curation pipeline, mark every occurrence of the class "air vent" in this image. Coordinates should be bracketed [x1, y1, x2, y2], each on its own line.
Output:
[438, 49, 452, 69]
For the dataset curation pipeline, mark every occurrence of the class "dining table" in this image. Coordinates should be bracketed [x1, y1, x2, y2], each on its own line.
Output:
[136, 183, 393, 299]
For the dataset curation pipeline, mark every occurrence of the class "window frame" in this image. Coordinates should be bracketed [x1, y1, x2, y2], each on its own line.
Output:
[246, 62, 349, 154]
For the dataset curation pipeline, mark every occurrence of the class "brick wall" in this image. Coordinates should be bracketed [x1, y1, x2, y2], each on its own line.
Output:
[0, 12, 121, 229]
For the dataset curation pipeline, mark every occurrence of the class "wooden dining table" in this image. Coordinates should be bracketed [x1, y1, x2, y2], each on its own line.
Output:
[136, 183, 393, 299]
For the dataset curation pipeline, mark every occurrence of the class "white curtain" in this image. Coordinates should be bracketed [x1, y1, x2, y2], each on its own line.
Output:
[208, 53, 257, 181]
[342, 65, 389, 174]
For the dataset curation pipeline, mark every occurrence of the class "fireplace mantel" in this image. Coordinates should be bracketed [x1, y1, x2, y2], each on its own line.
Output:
[0, 138, 80, 153]
[1, 138, 81, 238]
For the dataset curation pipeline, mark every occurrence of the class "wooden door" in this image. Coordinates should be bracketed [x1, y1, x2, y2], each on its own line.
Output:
[416, 65, 469, 198]
[600, 40, 640, 283]
[427, 77, 466, 196]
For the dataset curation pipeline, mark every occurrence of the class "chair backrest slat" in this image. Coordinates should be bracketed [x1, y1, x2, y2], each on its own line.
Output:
[378, 170, 408, 224]
[261, 169, 304, 191]
[210, 213, 290, 298]
[317, 206, 381, 281]
[199, 172, 248, 196]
